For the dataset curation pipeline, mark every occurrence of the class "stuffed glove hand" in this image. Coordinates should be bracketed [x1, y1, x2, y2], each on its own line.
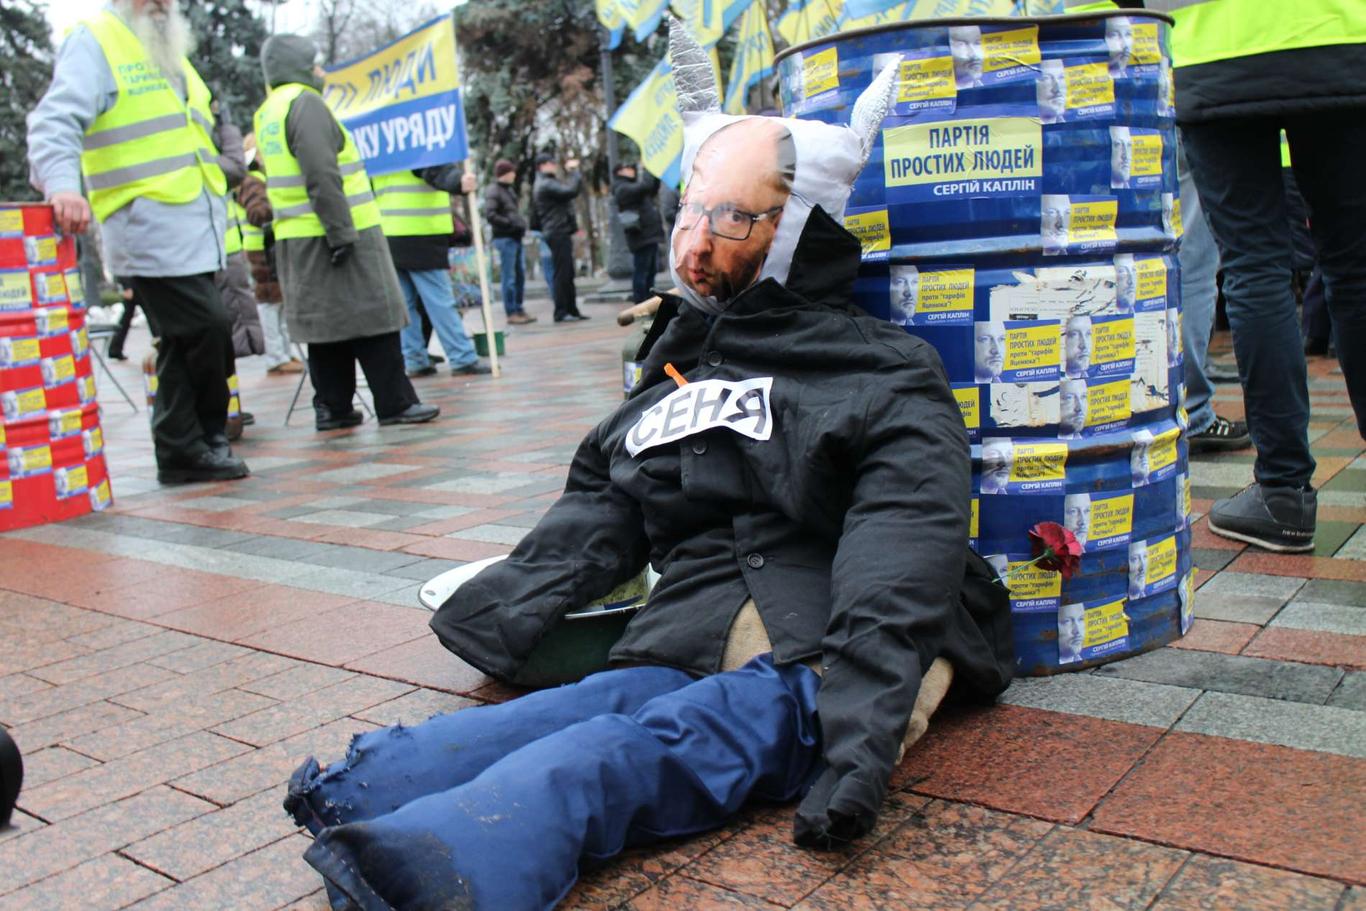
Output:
[791, 650, 923, 852]
[793, 766, 880, 849]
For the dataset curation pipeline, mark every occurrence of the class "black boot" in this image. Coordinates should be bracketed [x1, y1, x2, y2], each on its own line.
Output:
[157, 450, 250, 484]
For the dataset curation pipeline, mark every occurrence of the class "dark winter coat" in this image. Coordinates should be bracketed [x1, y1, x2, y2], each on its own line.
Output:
[237, 173, 281, 304]
[532, 171, 581, 238]
[431, 206, 1013, 845]
[611, 171, 665, 253]
[484, 181, 527, 240]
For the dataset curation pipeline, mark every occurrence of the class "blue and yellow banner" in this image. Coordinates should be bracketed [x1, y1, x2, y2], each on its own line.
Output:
[322, 13, 468, 176]
[672, 0, 751, 45]
[597, 0, 626, 49]
[724, 2, 775, 114]
[619, 0, 671, 41]
[609, 57, 684, 188]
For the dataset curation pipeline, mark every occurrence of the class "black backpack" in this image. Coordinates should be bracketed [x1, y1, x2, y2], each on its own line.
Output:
[0, 729, 21, 828]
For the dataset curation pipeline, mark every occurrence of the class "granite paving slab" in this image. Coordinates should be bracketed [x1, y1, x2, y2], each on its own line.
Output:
[1174, 691, 1366, 758]
[1094, 648, 1345, 704]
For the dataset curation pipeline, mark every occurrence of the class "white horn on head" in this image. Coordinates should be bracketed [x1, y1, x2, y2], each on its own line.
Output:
[668, 16, 721, 115]
[850, 56, 900, 169]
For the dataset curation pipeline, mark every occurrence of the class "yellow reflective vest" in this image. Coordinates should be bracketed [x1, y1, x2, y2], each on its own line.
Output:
[372, 170, 455, 238]
[242, 218, 266, 253]
[225, 198, 246, 255]
[79, 10, 226, 222]
[252, 83, 380, 241]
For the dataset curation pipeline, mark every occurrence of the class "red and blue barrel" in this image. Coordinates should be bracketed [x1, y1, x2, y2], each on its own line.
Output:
[777, 11, 1192, 674]
[0, 203, 112, 531]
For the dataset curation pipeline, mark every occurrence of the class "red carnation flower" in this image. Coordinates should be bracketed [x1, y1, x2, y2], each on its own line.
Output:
[1028, 521, 1083, 580]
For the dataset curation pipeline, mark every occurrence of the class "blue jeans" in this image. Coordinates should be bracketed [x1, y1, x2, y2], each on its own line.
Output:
[1185, 115, 1366, 484]
[397, 268, 478, 371]
[493, 236, 525, 316]
[1176, 136, 1219, 436]
[537, 234, 555, 294]
[286, 655, 822, 911]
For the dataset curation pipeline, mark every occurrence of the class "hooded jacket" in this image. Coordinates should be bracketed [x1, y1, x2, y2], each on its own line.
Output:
[431, 206, 1013, 845]
[257, 35, 407, 344]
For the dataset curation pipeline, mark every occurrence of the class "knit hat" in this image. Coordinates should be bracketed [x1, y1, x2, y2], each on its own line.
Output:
[494, 159, 516, 178]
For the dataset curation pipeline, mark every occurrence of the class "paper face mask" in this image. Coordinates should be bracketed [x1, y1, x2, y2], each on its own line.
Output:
[666, 18, 898, 313]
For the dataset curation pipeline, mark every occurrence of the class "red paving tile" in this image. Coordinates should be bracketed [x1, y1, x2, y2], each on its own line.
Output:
[1, 854, 172, 910]
[1168, 619, 1262, 656]
[310, 527, 432, 551]
[235, 601, 431, 666]
[1241, 627, 1366, 670]
[795, 800, 1053, 911]
[91, 568, 267, 621]
[561, 828, 741, 911]
[1190, 520, 1246, 552]
[621, 875, 785, 910]
[1227, 551, 1366, 583]
[344, 633, 492, 694]
[1150, 855, 1346, 911]
[967, 827, 1187, 911]
[155, 585, 357, 642]
[1091, 731, 1366, 884]
[685, 793, 926, 906]
[893, 704, 1162, 825]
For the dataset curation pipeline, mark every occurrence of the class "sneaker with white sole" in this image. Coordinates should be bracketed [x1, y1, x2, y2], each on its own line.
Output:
[1207, 483, 1316, 553]
[1188, 415, 1251, 453]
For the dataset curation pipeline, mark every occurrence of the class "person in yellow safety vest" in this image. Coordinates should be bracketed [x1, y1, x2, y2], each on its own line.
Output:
[254, 34, 439, 431]
[237, 135, 305, 376]
[373, 167, 492, 379]
[26, 0, 249, 485]
[1067, 1, 1365, 554]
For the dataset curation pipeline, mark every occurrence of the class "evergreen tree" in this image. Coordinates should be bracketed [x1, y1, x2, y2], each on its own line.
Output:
[178, 0, 270, 128]
[0, 0, 54, 201]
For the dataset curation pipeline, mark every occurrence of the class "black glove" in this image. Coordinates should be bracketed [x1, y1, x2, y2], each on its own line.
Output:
[329, 243, 353, 267]
[793, 766, 880, 850]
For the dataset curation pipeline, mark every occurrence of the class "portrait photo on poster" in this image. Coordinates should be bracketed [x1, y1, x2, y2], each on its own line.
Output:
[1036, 59, 1066, 124]
[889, 264, 919, 324]
[1057, 601, 1086, 664]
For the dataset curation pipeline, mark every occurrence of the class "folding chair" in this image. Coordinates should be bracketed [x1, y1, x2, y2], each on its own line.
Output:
[83, 322, 140, 412]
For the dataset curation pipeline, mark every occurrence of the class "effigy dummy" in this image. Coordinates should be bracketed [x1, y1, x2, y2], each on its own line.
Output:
[283, 20, 1014, 911]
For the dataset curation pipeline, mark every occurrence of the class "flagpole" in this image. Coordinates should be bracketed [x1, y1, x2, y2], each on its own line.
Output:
[451, 11, 501, 377]
[601, 25, 620, 172]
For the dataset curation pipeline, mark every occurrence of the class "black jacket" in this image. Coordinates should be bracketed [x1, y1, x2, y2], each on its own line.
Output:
[385, 165, 467, 272]
[484, 181, 526, 240]
[1178, 43, 1366, 124]
[532, 171, 581, 237]
[431, 207, 1013, 847]
[611, 172, 665, 252]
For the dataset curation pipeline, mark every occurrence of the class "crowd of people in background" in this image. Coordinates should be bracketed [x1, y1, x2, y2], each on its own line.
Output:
[24, 0, 676, 486]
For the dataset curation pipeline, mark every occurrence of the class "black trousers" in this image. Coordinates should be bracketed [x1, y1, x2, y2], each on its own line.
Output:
[307, 331, 417, 421]
[127, 274, 234, 465]
[545, 233, 579, 320]
[631, 244, 658, 304]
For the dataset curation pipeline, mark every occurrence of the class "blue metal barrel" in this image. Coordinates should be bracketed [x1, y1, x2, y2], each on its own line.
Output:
[777, 11, 1192, 675]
